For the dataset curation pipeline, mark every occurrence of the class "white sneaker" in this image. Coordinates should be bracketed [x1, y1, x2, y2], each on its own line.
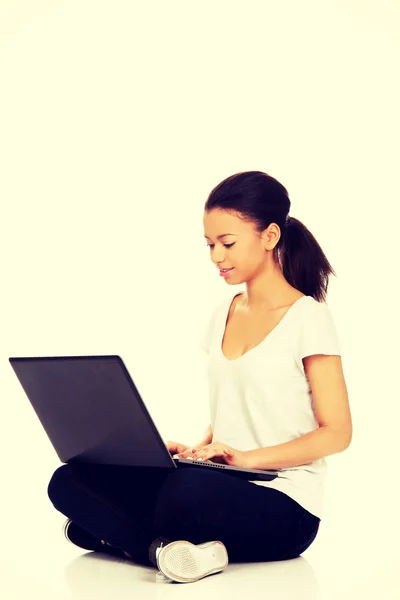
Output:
[156, 540, 228, 583]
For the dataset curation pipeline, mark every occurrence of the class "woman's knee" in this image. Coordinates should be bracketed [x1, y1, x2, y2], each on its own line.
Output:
[47, 464, 74, 505]
[294, 521, 320, 556]
[282, 516, 320, 560]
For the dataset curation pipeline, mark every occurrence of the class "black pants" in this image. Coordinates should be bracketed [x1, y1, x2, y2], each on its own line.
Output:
[48, 462, 320, 567]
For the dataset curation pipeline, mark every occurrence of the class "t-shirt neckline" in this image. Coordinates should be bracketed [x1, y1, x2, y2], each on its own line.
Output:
[220, 293, 309, 363]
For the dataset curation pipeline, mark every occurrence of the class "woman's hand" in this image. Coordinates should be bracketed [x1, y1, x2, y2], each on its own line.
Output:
[166, 440, 198, 458]
[179, 441, 251, 469]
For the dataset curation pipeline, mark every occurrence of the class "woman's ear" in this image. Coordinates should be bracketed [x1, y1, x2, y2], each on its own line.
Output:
[261, 223, 281, 250]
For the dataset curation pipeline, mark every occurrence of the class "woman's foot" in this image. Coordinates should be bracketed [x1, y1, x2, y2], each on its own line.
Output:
[154, 539, 229, 583]
[63, 519, 131, 558]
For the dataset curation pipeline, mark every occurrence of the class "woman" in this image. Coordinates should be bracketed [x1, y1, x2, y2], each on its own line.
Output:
[48, 170, 352, 584]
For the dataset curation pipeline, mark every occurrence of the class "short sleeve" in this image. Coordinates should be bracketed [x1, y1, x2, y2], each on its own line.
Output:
[298, 300, 342, 363]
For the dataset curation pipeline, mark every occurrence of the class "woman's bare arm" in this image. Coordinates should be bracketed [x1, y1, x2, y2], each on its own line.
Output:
[193, 423, 213, 448]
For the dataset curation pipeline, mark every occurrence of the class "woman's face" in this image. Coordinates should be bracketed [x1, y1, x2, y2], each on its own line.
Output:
[203, 209, 281, 283]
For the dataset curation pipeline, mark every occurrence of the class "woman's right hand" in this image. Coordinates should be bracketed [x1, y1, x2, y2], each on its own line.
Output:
[166, 440, 198, 459]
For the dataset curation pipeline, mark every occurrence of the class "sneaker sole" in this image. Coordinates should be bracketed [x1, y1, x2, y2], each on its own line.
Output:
[62, 519, 73, 544]
[157, 540, 228, 583]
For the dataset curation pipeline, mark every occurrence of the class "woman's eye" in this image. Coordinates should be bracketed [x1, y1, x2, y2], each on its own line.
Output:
[206, 243, 235, 249]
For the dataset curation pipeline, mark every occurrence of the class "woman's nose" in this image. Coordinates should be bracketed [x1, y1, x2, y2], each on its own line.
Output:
[212, 251, 225, 263]
[214, 260, 225, 268]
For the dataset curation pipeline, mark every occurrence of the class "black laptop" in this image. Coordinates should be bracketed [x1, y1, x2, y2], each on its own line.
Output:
[9, 355, 280, 482]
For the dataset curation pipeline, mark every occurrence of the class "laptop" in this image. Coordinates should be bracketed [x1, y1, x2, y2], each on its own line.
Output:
[9, 355, 280, 482]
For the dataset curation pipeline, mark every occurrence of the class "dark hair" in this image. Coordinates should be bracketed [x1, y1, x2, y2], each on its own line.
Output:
[204, 171, 336, 303]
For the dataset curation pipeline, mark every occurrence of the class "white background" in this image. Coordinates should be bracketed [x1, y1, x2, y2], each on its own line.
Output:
[1, 1, 399, 597]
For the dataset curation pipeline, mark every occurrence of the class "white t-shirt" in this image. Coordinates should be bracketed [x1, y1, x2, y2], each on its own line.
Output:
[200, 292, 342, 519]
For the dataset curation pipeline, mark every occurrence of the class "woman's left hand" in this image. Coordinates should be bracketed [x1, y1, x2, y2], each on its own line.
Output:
[180, 441, 251, 469]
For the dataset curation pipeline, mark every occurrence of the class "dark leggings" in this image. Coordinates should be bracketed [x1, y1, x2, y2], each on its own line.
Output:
[48, 462, 320, 567]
